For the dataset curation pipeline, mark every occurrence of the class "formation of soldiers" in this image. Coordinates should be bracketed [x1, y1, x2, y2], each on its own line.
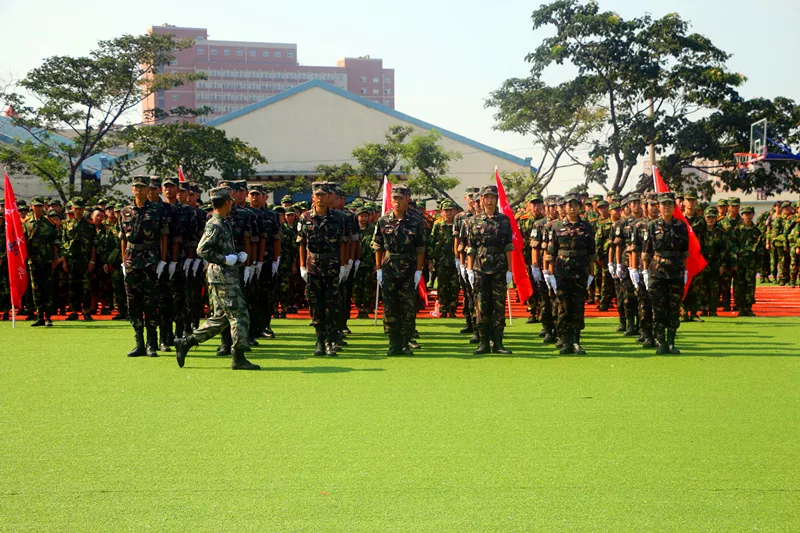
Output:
[2, 177, 799, 359]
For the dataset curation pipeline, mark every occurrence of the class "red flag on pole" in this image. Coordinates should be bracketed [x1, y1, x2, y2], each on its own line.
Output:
[4, 169, 29, 320]
[380, 175, 392, 215]
[653, 167, 707, 298]
[178, 165, 186, 182]
[4, 106, 18, 118]
[494, 168, 534, 303]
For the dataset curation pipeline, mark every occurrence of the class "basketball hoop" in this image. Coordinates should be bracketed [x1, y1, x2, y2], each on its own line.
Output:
[734, 152, 758, 176]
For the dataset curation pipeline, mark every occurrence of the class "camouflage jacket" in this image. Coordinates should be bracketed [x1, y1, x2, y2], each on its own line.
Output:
[61, 217, 95, 263]
[700, 224, 728, 270]
[358, 223, 376, 270]
[297, 207, 347, 277]
[198, 213, 239, 285]
[643, 218, 689, 280]
[372, 210, 426, 274]
[594, 217, 614, 261]
[23, 216, 58, 265]
[119, 200, 168, 269]
[769, 215, 790, 247]
[428, 219, 455, 265]
[258, 207, 281, 261]
[230, 204, 256, 254]
[466, 211, 513, 275]
[529, 215, 550, 265]
[279, 222, 298, 271]
[547, 217, 596, 278]
[166, 201, 195, 261]
[453, 210, 475, 255]
[730, 223, 763, 263]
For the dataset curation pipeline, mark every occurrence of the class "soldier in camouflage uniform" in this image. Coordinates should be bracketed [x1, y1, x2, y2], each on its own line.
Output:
[681, 191, 706, 321]
[89, 207, 113, 314]
[717, 197, 742, 310]
[353, 205, 376, 318]
[162, 176, 197, 343]
[522, 195, 546, 322]
[641, 192, 689, 354]
[788, 202, 800, 287]
[546, 193, 595, 354]
[730, 205, 763, 316]
[530, 196, 556, 342]
[61, 198, 96, 320]
[104, 203, 128, 320]
[698, 206, 727, 317]
[428, 200, 459, 318]
[453, 188, 480, 337]
[332, 185, 359, 340]
[768, 201, 793, 286]
[185, 182, 208, 330]
[612, 197, 637, 336]
[756, 206, 773, 283]
[247, 183, 281, 341]
[466, 186, 514, 355]
[22, 197, 59, 326]
[175, 187, 260, 370]
[298, 182, 349, 356]
[277, 205, 300, 316]
[373, 184, 426, 356]
[593, 200, 614, 311]
[119, 176, 169, 358]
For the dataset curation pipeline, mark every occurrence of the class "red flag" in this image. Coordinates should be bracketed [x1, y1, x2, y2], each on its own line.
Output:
[4, 106, 18, 118]
[495, 168, 533, 303]
[178, 165, 186, 182]
[653, 167, 707, 298]
[4, 169, 29, 311]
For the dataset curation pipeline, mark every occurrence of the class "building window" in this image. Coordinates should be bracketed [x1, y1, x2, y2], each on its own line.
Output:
[384, 100, 390, 105]
[372, 89, 379, 95]
[171, 94, 180, 101]
[275, 52, 282, 57]
[360, 76, 367, 83]
[262, 51, 269, 57]
[198, 48, 205, 54]
[360, 88, 367, 95]
[249, 50, 255, 57]
[224, 49, 230, 56]
[211, 49, 217, 55]
[288, 52, 294, 58]
[385, 77, 391, 84]
[197, 36, 204, 41]
[236, 50, 243, 56]
[373, 77, 379, 83]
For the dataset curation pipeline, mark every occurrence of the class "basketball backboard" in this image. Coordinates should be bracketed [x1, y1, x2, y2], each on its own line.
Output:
[750, 119, 768, 159]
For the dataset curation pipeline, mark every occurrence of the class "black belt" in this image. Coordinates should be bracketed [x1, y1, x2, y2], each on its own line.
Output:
[126, 242, 158, 251]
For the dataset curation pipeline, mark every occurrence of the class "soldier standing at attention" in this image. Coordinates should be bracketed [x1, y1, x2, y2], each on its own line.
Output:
[699, 206, 727, 317]
[612, 198, 636, 336]
[104, 204, 128, 320]
[466, 185, 514, 355]
[428, 200, 459, 318]
[297, 182, 349, 357]
[352, 205, 377, 319]
[373, 184, 426, 356]
[681, 191, 706, 322]
[61, 197, 96, 321]
[730, 206, 763, 317]
[593, 200, 614, 311]
[788, 202, 800, 287]
[546, 193, 595, 355]
[718, 197, 742, 309]
[523, 195, 546, 322]
[119, 176, 169, 358]
[453, 188, 479, 336]
[145, 176, 177, 351]
[174, 187, 260, 370]
[640, 192, 689, 355]
[531, 196, 555, 342]
[23, 197, 59, 327]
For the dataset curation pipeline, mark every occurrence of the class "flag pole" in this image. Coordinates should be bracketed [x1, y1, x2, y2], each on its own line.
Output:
[373, 285, 380, 326]
[12, 307, 15, 329]
[507, 289, 513, 326]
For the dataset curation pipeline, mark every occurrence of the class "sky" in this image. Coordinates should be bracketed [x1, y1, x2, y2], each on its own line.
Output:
[1, 0, 798, 193]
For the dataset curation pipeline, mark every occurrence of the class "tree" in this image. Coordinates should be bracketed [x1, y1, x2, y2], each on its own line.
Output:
[113, 117, 268, 191]
[350, 125, 413, 199]
[0, 33, 205, 201]
[487, 77, 604, 205]
[523, 1, 743, 192]
[402, 129, 461, 201]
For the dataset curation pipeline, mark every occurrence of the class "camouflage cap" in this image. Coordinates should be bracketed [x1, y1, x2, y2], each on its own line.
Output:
[218, 180, 234, 189]
[47, 209, 63, 219]
[610, 202, 621, 210]
[70, 197, 87, 208]
[274, 206, 286, 214]
[247, 184, 263, 194]
[356, 206, 370, 216]
[580, 191, 590, 198]
[716, 198, 729, 207]
[684, 190, 698, 200]
[781, 201, 792, 209]
[465, 187, 480, 194]
[528, 193, 544, 204]
[645, 192, 658, 204]
[441, 200, 457, 210]
[209, 187, 232, 201]
[658, 192, 676, 204]
[627, 193, 641, 203]
[741, 205, 755, 214]
[481, 185, 499, 197]
[620, 197, 630, 207]
[281, 195, 293, 204]
[97, 197, 109, 205]
[48, 198, 62, 206]
[115, 202, 126, 210]
[132, 175, 150, 187]
[592, 194, 604, 202]
[312, 181, 328, 195]
[334, 185, 346, 197]
[675, 191, 684, 200]
[597, 200, 609, 208]
[564, 193, 581, 204]
[189, 183, 201, 194]
[285, 206, 297, 215]
[728, 197, 741, 206]
[554, 195, 566, 206]
[178, 181, 191, 191]
[18, 200, 29, 210]
[29, 196, 45, 206]
[162, 177, 178, 186]
[470, 192, 482, 202]
[392, 184, 411, 197]
[148, 176, 162, 188]
[704, 206, 719, 217]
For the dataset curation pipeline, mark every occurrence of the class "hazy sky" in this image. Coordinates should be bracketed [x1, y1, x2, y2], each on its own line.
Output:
[1, 0, 797, 192]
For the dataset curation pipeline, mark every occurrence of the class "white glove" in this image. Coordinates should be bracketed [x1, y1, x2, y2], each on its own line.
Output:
[467, 269, 476, 288]
[224, 254, 238, 266]
[543, 272, 551, 290]
[459, 264, 467, 280]
[530, 265, 543, 283]
[156, 261, 166, 278]
[414, 270, 422, 287]
[121, 265, 127, 278]
[271, 261, 279, 276]
[455, 258, 461, 271]
[168, 261, 177, 279]
[616, 263, 625, 280]
[609, 262, 617, 279]
[254, 261, 263, 279]
[684, 270, 688, 285]
[244, 266, 253, 284]
[236, 251, 248, 264]
[338, 265, 348, 284]
[183, 258, 192, 275]
[642, 269, 650, 290]
[629, 268, 640, 286]
[506, 271, 513, 286]
[549, 274, 558, 292]
[376, 269, 383, 287]
[353, 259, 360, 273]
[586, 275, 594, 290]
[300, 267, 308, 282]
[192, 258, 201, 276]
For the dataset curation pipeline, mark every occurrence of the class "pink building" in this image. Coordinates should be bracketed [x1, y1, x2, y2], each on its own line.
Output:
[144, 24, 396, 123]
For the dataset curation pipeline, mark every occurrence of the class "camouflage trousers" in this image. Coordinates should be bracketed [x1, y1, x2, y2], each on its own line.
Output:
[28, 260, 54, 319]
[536, 278, 555, 334]
[67, 260, 91, 313]
[156, 270, 174, 334]
[276, 264, 292, 311]
[186, 266, 206, 325]
[250, 268, 275, 337]
[555, 272, 588, 339]
[193, 282, 250, 351]
[460, 273, 475, 327]
[618, 266, 638, 326]
[697, 269, 720, 313]
[650, 277, 682, 335]
[759, 250, 772, 281]
[382, 269, 416, 342]
[683, 275, 703, 314]
[307, 273, 341, 341]
[352, 267, 376, 311]
[719, 270, 734, 309]
[90, 268, 113, 311]
[597, 261, 615, 308]
[337, 269, 355, 330]
[436, 263, 460, 314]
[636, 280, 653, 339]
[587, 260, 598, 300]
[125, 266, 159, 329]
[734, 258, 758, 311]
[111, 267, 128, 315]
[776, 247, 791, 284]
[475, 270, 507, 336]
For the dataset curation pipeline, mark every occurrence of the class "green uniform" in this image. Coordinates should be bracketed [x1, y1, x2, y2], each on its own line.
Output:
[353, 223, 376, 316]
[682, 214, 706, 316]
[429, 219, 458, 316]
[102, 218, 127, 317]
[786, 215, 800, 286]
[61, 216, 96, 315]
[531, 215, 554, 337]
[594, 216, 614, 309]
[277, 221, 299, 314]
[730, 222, 762, 314]
[22, 215, 59, 320]
[718, 214, 742, 307]
[698, 223, 726, 315]
[770, 214, 791, 284]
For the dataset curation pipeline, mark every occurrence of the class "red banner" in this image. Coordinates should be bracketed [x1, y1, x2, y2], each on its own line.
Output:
[178, 165, 186, 182]
[4, 169, 28, 310]
[653, 167, 708, 298]
[495, 168, 533, 303]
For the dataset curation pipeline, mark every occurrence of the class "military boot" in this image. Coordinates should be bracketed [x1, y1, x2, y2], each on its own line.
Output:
[572, 333, 586, 355]
[473, 329, 490, 355]
[492, 331, 512, 355]
[325, 342, 339, 357]
[159, 325, 172, 352]
[174, 335, 198, 368]
[616, 319, 626, 333]
[145, 327, 159, 357]
[314, 335, 326, 357]
[217, 328, 232, 356]
[655, 333, 669, 355]
[231, 349, 261, 370]
[399, 338, 414, 356]
[559, 334, 574, 355]
[31, 318, 46, 327]
[642, 332, 656, 349]
[387, 337, 400, 357]
[667, 330, 681, 354]
[469, 331, 480, 344]
[127, 328, 146, 357]
[555, 336, 566, 349]
[542, 332, 555, 344]
[624, 322, 637, 336]
[459, 319, 474, 334]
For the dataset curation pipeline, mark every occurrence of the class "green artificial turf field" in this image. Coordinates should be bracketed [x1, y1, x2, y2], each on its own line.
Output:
[1, 318, 799, 532]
